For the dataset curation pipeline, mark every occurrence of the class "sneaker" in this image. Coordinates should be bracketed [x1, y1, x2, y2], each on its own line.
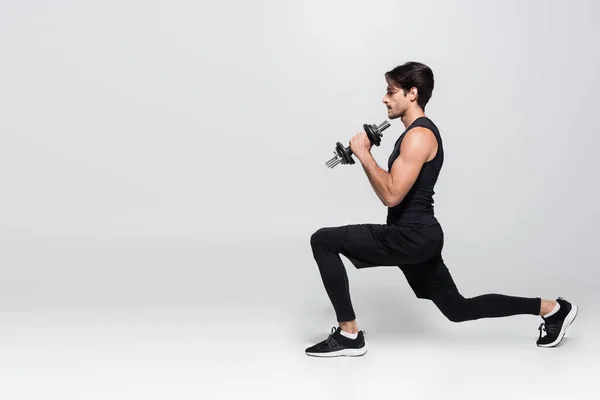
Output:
[305, 327, 367, 357]
[537, 297, 578, 347]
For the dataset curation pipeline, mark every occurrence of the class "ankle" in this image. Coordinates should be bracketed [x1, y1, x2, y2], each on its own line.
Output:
[339, 320, 359, 334]
[540, 299, 558, 316]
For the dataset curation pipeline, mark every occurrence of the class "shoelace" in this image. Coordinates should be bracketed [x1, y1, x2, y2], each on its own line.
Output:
[538, 321, 559, 340]
[322, 327, 338, 348]
[323, 326, 366, 346]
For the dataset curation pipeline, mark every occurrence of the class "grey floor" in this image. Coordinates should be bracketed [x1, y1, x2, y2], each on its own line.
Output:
[0, 237, 597, 399]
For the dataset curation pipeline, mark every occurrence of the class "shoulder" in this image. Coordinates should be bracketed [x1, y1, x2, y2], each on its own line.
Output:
[399, 126, 437, 155]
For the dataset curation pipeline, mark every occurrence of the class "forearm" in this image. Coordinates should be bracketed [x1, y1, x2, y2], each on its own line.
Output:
[358, 153, 393, 206]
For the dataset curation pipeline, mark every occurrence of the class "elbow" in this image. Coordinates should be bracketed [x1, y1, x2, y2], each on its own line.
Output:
[384, 195, 402, 208]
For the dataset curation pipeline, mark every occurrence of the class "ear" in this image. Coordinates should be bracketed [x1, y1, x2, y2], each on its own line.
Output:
[409, 87, 418, 101]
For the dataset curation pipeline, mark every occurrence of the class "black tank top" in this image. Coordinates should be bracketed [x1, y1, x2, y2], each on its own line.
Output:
[386, 116, 443, 226]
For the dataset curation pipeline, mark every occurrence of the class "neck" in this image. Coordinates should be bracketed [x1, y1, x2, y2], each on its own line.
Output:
[401, 107, 426, 129]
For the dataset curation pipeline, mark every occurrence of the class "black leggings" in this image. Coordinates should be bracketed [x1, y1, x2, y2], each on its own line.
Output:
[310, 222, 541, 322]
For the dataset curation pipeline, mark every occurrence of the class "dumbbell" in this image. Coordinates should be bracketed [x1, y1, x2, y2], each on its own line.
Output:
[325, 120, 391, 168]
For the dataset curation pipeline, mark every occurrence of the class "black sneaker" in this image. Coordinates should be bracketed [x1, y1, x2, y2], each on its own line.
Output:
[305, 327, 367, 357]
[537, 297, 578, 347]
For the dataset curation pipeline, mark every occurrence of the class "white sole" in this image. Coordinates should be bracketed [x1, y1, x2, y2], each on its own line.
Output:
[538, 304, 578, 348]
[306, 346, 367, 357]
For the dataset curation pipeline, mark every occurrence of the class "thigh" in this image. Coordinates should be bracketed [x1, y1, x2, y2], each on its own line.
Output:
[312, 223, 429, 269]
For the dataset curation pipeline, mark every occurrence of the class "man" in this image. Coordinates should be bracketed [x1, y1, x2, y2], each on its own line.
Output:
[305, 61, 578, 357]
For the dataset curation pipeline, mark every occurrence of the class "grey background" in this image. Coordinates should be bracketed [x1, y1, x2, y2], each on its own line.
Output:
[0, 1, 598, 399]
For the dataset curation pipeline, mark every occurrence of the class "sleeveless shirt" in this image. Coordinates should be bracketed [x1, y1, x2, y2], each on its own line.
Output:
[386, 116, 443, 226]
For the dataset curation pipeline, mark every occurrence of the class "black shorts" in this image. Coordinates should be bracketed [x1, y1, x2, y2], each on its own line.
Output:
[327, 221, 459, 300]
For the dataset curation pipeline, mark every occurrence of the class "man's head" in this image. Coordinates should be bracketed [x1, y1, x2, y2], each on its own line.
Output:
[382, 61, 434, 120]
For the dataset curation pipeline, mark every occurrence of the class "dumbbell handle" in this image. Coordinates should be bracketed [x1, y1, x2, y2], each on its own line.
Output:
[325, 120, 391, 168]
[345, 120, 391, 156]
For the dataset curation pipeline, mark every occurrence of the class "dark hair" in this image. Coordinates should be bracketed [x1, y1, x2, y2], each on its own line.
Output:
[385, 61, 434, 109]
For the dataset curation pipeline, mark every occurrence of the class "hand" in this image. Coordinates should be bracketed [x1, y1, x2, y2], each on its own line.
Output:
[349, 132, 372, 160]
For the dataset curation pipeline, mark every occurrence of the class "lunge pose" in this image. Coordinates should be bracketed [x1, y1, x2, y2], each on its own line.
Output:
[306, 61, 578, 357]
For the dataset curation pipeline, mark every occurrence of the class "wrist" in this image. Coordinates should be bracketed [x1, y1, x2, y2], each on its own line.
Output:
[357, 151, 373, 164]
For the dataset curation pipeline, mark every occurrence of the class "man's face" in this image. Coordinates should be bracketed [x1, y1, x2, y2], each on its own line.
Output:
[382, 82, 413, 119]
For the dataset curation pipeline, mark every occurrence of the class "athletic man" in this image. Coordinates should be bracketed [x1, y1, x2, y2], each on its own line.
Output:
[306, 61, 578, 357]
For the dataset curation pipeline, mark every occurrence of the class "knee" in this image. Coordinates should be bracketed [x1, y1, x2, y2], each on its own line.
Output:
[445, 312, 466, 323]
[310, 227, 329, 248]
[433, 298, 469, 323]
